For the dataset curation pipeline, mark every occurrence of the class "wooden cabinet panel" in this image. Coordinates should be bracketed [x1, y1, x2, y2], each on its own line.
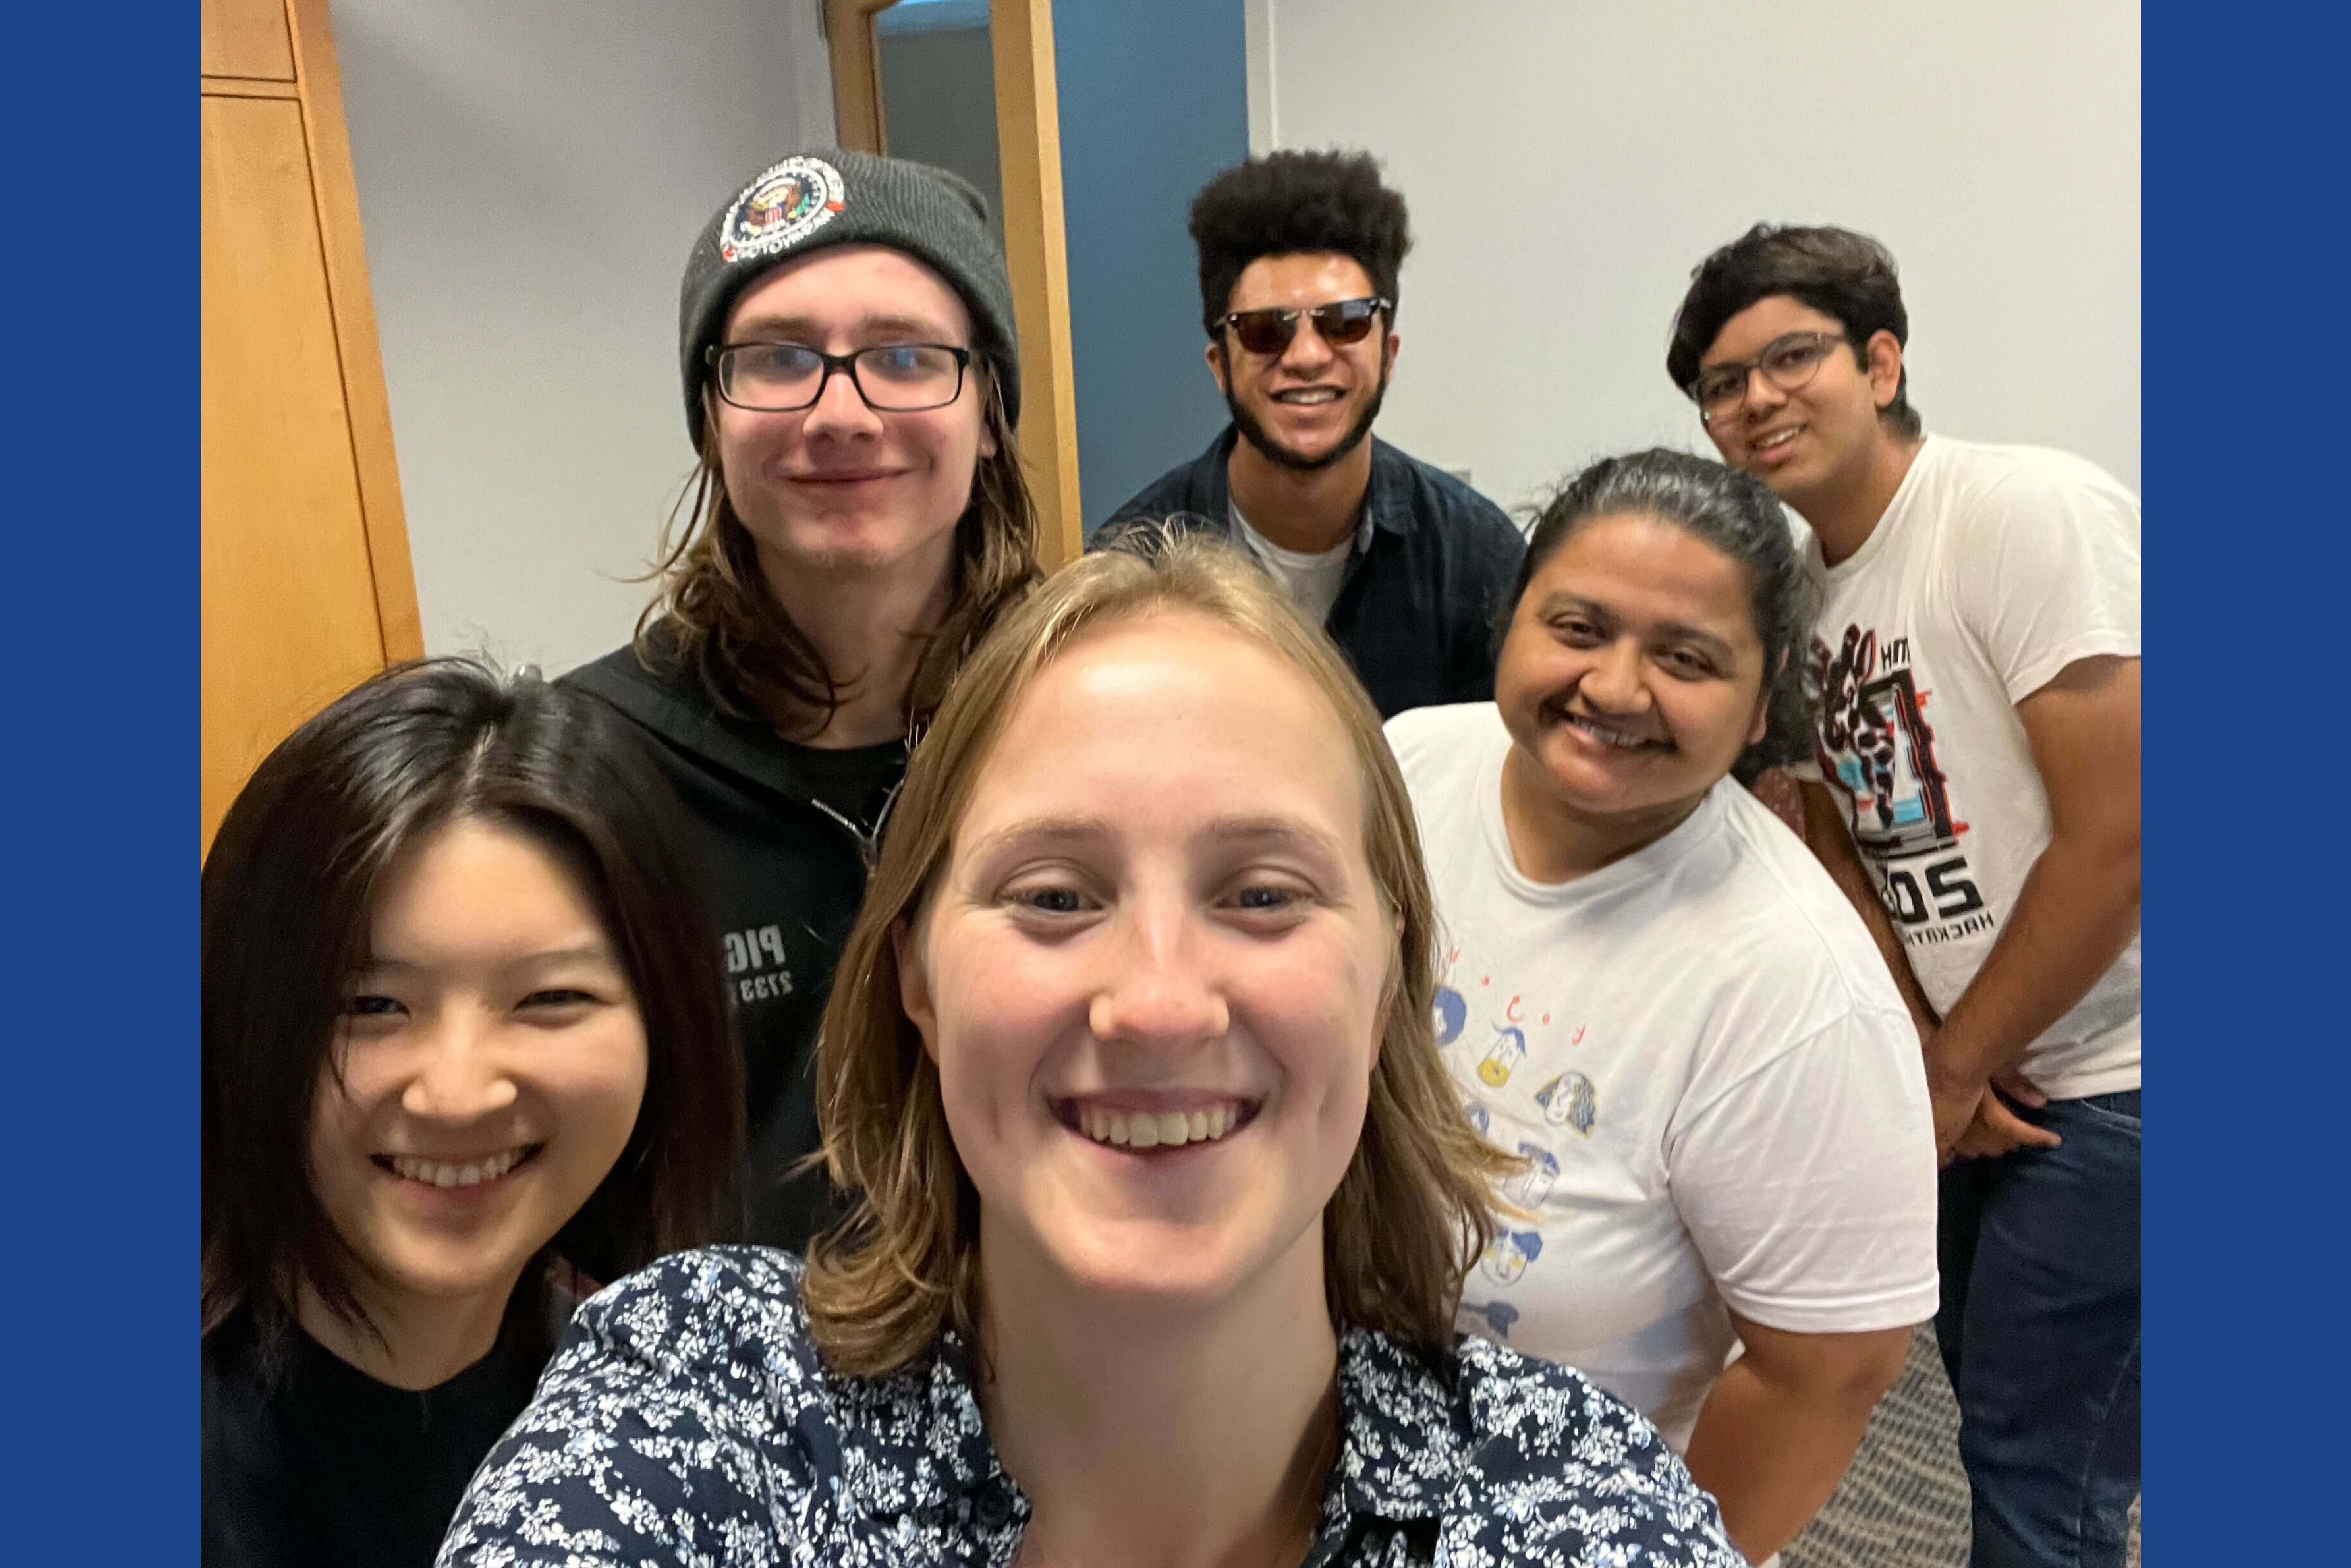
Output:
[201, 95, 390, 845]
[202, 0, 295, 81]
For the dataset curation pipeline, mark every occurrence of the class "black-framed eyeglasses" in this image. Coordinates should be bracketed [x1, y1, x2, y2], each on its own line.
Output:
[1216, 296, 1391, 357]
[706, 342, 974, 413]
[1689, 330, 1851, 423]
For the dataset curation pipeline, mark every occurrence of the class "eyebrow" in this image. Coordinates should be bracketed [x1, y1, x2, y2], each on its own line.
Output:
[727, 311, 960, 343]
[965, 813, 1350, 865]
[354, 942, 620, 976]
[1698, 330, 1827, 371]
[1535, 593, 1740, 657]
[1200, 814, 1350, 863]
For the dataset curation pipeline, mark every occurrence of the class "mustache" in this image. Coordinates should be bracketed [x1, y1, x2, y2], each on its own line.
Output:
[1224, 349, 1392, 474]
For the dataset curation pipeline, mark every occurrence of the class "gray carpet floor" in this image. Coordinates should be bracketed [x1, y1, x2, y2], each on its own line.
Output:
[1785, 1325, 2139, 1568]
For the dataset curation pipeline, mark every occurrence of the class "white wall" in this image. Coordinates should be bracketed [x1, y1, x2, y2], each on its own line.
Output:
[333, 0, 835, 672]
[1258, 0, 2140, 515]
[1243, 0, 1275, 155]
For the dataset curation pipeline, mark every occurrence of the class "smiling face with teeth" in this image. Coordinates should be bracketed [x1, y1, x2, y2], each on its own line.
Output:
[306, 818, 649, 1345]
[1495, 512, 1772, 875]
[713, 247, 997, 584]
[897, 610, 1395, 1315]
[1695, 294, 1907, 515]
[1208, 252, 1398, 476]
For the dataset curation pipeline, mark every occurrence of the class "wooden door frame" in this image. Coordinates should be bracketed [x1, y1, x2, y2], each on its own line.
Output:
[282, 0, 423, 661]
[825, 0, 1083, 569]
[824, 0, 897, 154]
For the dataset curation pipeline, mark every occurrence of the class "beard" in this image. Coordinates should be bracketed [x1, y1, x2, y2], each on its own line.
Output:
[1225, 346, 1392, 473]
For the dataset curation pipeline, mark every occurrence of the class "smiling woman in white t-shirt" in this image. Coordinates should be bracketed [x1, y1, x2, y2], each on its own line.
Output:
[1387, 448, 1938, 1567]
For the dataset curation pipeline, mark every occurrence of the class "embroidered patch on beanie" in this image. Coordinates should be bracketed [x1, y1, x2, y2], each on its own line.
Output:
[718, 157, 847, 265]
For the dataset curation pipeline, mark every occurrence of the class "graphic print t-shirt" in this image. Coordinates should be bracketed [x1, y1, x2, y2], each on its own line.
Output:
[1796, 436, 2141, 1098]
[1389, 704, 1938, 1450]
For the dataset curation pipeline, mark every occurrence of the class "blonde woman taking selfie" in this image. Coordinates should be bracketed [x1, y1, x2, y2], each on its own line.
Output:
[439, 540, 1741, 1568]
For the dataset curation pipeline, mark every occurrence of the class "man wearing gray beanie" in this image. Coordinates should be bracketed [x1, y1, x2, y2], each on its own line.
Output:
[566, 147, 1041, 1255]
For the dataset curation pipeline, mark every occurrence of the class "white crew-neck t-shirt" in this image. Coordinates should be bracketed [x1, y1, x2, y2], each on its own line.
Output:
[1389, 703, 1940, 1450]
[1230, 499, 1354, 626]
[1794, 435, 2141, 1099]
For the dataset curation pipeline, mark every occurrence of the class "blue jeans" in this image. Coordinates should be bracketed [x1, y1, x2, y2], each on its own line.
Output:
[1937, 1089, 2140, 1568]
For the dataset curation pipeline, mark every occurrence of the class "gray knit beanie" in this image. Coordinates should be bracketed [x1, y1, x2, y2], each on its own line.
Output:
[678, 148, 1020, 450]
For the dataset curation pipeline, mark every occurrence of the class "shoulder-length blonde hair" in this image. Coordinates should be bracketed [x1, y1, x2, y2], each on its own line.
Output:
[803, 534, 1514, 1377]
[636, 372, 1041, 737]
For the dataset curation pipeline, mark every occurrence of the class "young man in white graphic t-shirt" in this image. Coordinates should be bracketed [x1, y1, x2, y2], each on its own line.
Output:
[1670, 224, 2140, 1568]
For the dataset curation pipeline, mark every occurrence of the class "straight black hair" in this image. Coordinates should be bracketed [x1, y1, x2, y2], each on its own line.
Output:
[1510, 449, 1818, 784]
[200, 659, 744, 1352]
[1665, 223, 1923, 440]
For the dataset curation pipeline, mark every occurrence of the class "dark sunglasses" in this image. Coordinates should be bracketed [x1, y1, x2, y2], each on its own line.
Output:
[1216, 296, 1391, 357]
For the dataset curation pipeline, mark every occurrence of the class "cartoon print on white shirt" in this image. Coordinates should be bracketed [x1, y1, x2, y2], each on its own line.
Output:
[1476, 1023, 1526, 1087]
[1433, 984, 1468, 1047]
[1436, 954, 1586, 1296]
[1810, 623, 1994, 946]
[1482, 1227, 1544, 1285]
[1504, 1143, 1561, 1206]
[1532, 1071, 1597, 1136]
[1436, 962, 1599, 1148]
[1461, 1298, 1520, 1341]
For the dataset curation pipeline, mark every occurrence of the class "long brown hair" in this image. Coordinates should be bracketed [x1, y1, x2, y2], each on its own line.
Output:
[200, 661, 745, 1351]
[802, 536, 1516, 1378]
[635, 372, 1041, 737]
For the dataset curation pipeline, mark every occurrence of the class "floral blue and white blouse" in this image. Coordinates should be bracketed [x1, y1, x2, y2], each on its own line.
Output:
[438, 1248, 1744, 1568]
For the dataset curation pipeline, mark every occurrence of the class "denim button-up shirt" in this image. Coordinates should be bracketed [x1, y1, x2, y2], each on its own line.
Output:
[1096, 428, 1528, 719]
[438, 1249, 1743, 1568]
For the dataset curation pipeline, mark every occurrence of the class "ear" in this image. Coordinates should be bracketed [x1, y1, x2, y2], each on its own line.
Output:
[1205, 337, 1230, 396]
[1383, 328, 1402, 374]
[893, 918, 941, 1064]
[1862, 328, 1905, 413]
[976, 374, 1001, 460]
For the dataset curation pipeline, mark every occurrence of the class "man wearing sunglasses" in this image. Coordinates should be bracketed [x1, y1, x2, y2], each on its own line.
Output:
[1096, 149, 1524, 718]
[1670, 223, 2141, 1568]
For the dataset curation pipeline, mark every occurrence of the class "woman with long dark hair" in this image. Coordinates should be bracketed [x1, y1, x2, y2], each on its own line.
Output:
[201, 660, 743, 1568]
[566, 147, 1041, 1250]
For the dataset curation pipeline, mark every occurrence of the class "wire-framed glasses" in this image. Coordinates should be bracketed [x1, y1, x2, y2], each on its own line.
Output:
[1690, 330, 1850, 424]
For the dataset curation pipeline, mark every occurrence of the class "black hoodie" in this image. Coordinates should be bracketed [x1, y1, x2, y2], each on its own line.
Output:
[567, 642, 905, 1255]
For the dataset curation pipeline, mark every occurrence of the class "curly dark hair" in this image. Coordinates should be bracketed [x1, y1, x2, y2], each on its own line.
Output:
[1666, 223, 1922, 440]
[1188, 149, 1412, 334]
[1509, 449, 1818, 784]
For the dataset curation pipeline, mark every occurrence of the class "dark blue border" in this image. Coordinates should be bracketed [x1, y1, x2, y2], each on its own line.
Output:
[2144, 2, 2345, 1559]
[4, 0, 187, 1556]
[8, 2, 2318, 1559]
